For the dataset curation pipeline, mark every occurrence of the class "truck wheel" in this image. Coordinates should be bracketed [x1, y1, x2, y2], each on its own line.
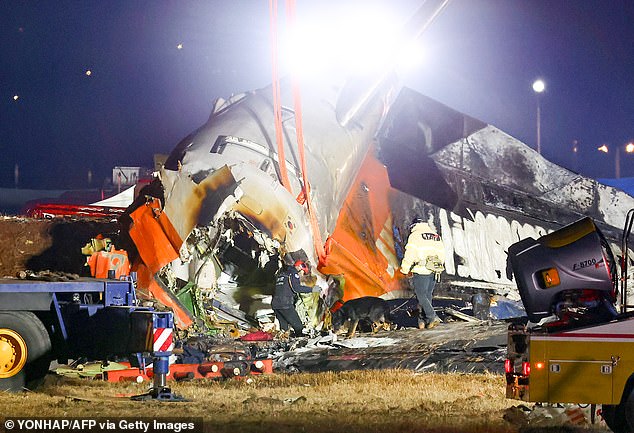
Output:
[604, 385, 634, 433]
[603, 404, 629, 433]
[0, 312, 52, 391]
[625, 387, 634, 432]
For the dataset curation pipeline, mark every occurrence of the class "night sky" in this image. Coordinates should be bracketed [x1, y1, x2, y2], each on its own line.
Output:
[2, 0, 634, 190]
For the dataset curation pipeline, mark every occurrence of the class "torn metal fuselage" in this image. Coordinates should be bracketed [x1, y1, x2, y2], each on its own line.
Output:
[122, 0, 634, 332]
[126, 82, 634, 333]
[139, 77, 394, 329]
[124, 0, 457, 331]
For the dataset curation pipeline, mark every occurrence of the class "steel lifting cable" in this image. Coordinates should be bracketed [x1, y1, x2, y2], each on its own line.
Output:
[269, 0, 292, 193]
[285, 0, 326, 263]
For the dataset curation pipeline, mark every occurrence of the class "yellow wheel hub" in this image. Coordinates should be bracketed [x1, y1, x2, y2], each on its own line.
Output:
[0, 328, 27, 379]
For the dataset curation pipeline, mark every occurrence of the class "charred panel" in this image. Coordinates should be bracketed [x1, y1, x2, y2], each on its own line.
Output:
[378, 87, 486, 211]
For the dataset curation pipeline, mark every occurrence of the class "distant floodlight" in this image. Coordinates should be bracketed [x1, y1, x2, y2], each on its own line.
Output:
[532, 79, 545, 93]
[85, 70, 92, 76]
[13, 95, 19, 101]
[598, 143, 634, 178]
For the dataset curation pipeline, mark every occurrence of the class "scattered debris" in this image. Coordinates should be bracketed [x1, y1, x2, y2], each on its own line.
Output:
[15, 269, 80, 281]
[503, 404, 605, 429]
[242, 395, 307, 406]
[274, 321, 508, 374]
[54, 361, 130, 379]
[443, 308, 482, 323]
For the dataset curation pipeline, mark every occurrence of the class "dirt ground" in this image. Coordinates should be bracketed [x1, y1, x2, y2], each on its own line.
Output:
[0, 370, 610, 433]
[0, 215, 120, 277]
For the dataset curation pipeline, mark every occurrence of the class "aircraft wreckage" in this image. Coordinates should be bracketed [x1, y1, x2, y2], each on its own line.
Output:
[118, 3, 634, 333]
[119, 77, 634, 333]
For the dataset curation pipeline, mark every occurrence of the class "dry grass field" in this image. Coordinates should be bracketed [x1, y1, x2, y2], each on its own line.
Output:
[0, 370, 610, 433]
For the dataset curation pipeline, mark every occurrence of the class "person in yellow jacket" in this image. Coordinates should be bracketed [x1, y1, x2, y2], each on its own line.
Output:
[400, 218, 446, 329]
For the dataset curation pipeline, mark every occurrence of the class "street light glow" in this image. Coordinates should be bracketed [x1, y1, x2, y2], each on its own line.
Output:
[532, 79, 546, 154]
[597, 143, 634, 178]
[532, 79, 545, 93]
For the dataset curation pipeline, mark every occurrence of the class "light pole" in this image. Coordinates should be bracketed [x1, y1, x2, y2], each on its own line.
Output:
[532, 79, 545, 154]
[598, 143, 634, 179]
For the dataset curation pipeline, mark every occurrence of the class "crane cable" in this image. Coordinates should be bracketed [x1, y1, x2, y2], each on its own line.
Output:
[269, 0, 325, 263]
[286, 0, 325, 263]
[269, 0, 292, 193]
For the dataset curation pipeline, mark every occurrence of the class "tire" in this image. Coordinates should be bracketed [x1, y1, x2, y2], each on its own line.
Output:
[625, 387, 634, 433]
[603, 386, 634, 433]
[603, 404, 629, 433]
[0, 311, 52, 391]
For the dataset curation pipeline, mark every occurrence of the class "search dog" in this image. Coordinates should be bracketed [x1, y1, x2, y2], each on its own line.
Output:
[331, 296, 391, 338]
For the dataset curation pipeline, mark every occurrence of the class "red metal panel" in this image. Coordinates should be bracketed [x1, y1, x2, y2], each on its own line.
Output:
[319, 148, 407, 301]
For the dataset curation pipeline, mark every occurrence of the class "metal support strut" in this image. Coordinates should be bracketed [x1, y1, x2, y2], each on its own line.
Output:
[131, 312, 187, 402]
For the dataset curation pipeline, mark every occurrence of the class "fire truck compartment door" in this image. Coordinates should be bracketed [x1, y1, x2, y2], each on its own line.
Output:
[548, 360, 613, 404]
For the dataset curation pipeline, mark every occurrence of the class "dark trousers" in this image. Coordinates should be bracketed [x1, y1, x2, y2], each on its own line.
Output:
[274, 308, 304, 334]
[411, 273, 437, 325]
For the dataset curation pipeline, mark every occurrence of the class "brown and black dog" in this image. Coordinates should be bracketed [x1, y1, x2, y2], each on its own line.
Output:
[331, 296, 391, 338]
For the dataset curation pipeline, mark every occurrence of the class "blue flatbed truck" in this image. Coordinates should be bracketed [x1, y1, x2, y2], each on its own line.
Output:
[0, 276, 173, 394]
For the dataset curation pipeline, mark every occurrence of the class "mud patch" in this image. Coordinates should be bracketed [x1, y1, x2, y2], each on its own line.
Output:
[0, 216, 121, 277]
